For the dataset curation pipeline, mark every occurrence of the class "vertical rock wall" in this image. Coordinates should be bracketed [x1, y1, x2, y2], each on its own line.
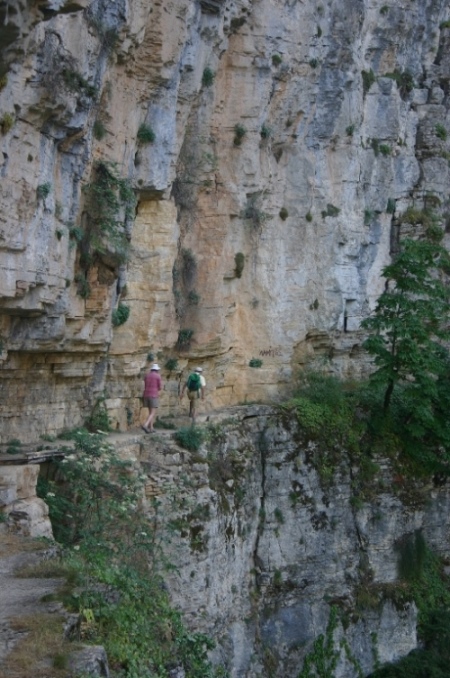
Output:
[1, 0, 450, 441]
[136, 408, 450, 677]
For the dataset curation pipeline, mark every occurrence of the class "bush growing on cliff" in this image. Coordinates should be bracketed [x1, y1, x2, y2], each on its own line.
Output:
[137, 123, 155, 144]
[39, 429, 220, 677]
[80, 160, 136, 269]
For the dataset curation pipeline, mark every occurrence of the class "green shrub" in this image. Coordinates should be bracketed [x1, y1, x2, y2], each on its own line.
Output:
[371, 138, 380, 156]
[379, 144, 391, 156]
[36, 183, 52, 200]
[174, 426, 205, 451]
[0, 74, 7, 91]
[112, 303, 130, 327]
[346, 124, 355, 136]
[93, 119, 106, 140]
[38, 429, 218, 676]
[177, 328, 194, 348]
[164, 358, 178, 372]
[80, 160, 136, 268]
[384, 69, 414, 97]
[260, 124, 272, 139]
[202, 67, 215, 87]
[74, 273, 91, 299]
[440, 20, 450, 29]
[62, 69, 97, 97]
[233, 123, 247, 146]
[306, 211, 313, 222]
[386, 198, 396, 214]
[435, 124, 447, 141]
[309, 58, 319, 68]
[69, 225, 83, 242]
[321, 204, 340, 218]
[188, 290, 200, 305]
[272, 54, 282, 66]
[234, 252, 245, 278]
[6, 439, 22, 455]
[137, 123, 155, 143]
[279, 207, 289, 220]
[380, 4, 389, 14]
[364, 209, 374, 225]
[0, 112, 14, 134]
[249, 358, 263, 368]
[362, 69, 376, 95]
[85, 394, 111, 432]
[242, 197, 269, 229]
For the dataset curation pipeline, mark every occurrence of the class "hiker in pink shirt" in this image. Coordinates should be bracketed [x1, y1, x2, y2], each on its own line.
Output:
[142, 364, 162, 433]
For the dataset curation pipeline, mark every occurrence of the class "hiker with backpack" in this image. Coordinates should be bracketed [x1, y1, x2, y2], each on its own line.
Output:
[180, 367, 205, 423]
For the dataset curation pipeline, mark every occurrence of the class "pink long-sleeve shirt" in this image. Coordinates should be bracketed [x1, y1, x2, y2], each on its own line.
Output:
[143, 371, 162, 398]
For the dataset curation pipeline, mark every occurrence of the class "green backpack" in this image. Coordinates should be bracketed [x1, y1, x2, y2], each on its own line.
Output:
[187, 372, 201, 391]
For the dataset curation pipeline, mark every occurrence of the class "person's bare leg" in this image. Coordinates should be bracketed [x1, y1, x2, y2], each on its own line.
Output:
[148, 407, 157, 431]
[143, 408, 152, 431]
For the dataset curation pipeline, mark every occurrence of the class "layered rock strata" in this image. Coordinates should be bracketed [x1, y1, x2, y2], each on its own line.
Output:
[1, 0, 450, 443]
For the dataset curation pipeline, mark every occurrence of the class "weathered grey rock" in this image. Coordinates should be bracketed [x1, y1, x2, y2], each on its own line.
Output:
[68, 645, 110, 678]
[130, 410, 450, 677]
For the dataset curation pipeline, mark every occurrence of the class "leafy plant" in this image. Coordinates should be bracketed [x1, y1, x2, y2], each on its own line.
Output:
[380, 4, 389, 14]
[309, 58, 319, 68]
[0, 74, 7, 90]
[62, 69, 97, 97]
[187, 290, 200, 306]
[93, 119, 106, 140]
[321, 204, 340, 218]
[306, 211, 313, 222]
[85, 394, 111, 432]
[6, 439, 22, 455]
[272, 54, 282, 66]
[36, 183, 52, 200]
[362, 69, 376, 95]
[435, 123, 447, 141]
[279, 207, 289, 220]
[249, 358, 263, 368]
[177, 328, 194, 349]
[0, 112, 14, 134]
[38, 429, 218, 677]
[364, 209, 374, 225]
[242, 196, 269, 230]
[234, 252, 245, 278]
[379, 144, 392, 156]
[386, 198, 396, 214]
[164, 358, 178, 372]
[371, 138, 380, 156]
[346, 124, 355, 136]
[233, 123, 247, 146]
[384, 69, 414, 98]
[74, 273, 91, 299]
[174, 426, 205, 451]
[112, 302, 130, 327]
[202, 67, 215, 87]
[260, 124, 272, 139]
[80, 160, 136, 269]
[137, 123, 155, 144]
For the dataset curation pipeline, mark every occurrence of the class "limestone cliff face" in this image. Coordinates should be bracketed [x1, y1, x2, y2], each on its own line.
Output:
[3, 410, 449, 676]
[1, 0, 450, 441]
[142, 408, 449, 676]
